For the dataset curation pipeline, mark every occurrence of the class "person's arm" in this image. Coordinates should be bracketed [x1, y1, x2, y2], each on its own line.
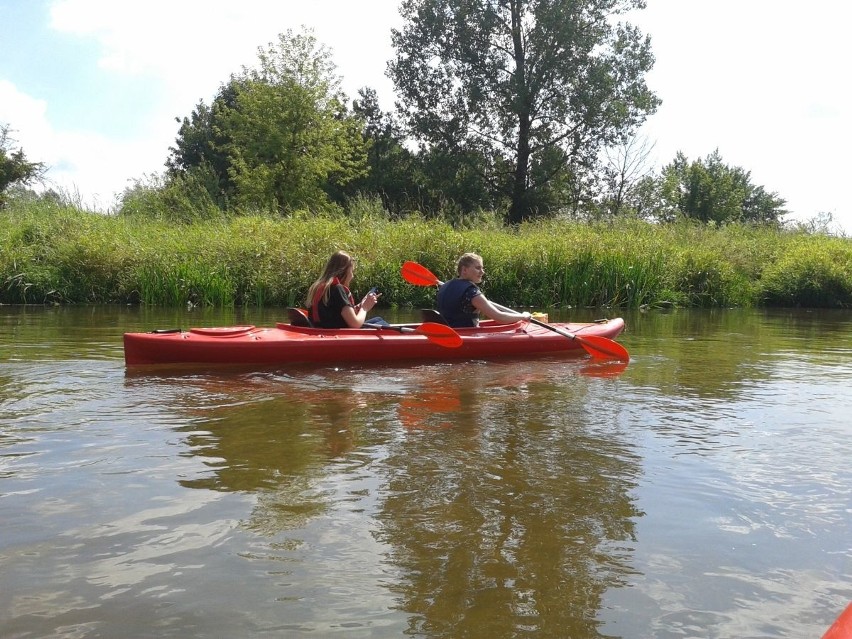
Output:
[472, 294, 531, 324]
[341, 290, 381, 328]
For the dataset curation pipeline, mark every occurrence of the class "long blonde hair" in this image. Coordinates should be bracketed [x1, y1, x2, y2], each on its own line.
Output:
[306, 250, 354, 306]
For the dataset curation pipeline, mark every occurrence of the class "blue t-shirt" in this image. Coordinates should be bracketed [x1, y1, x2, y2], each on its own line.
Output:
[437, 278, 481, 327]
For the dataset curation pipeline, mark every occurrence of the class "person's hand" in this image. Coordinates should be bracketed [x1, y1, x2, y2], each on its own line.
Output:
[520, 311, 531, 320]
[362, 291, 380, 311]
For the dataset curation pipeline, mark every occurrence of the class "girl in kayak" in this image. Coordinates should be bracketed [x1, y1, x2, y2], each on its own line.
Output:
[437, 253, 531, 328]
[307, 251, 387, 328]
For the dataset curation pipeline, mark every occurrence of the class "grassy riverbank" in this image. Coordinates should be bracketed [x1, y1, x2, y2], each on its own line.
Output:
[2, 200, 850, 309]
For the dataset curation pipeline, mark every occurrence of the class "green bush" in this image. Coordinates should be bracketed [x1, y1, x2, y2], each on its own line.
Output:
[762, 239, 852, 307]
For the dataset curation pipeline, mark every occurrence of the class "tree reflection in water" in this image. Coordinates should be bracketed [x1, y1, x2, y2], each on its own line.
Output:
[160, 358, 639, 637]
[374, 361, 641, 637]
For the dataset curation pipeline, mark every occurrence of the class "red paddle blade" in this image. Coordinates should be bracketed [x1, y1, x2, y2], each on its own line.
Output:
[576, 334, 629, 361]
[413, 322, 462, 348]
[401, 261, 442, 287]
[530, 317, 630, 361]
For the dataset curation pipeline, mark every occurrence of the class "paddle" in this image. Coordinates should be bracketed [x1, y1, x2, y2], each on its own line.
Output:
[400, 260, 630, 361]
[364, 321, 463, 348]
[287, 307, 462, 348]
[525, 317, 629, 360]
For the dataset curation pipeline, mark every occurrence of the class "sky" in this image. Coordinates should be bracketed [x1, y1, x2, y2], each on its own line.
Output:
[1, 0, 850, 233]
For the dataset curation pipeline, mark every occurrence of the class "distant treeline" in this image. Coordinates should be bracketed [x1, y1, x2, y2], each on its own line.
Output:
[2, 199, 850, 309]
[3, 12, 803, 232]
[122, 27, 787, 229]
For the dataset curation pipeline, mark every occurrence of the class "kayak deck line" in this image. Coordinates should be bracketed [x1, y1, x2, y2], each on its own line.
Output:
[124, 318, 626, 367]
[275, 319, 533, 336]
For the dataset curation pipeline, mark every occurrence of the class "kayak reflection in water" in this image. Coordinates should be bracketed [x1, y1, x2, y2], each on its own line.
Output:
[306, 250, 388, 328]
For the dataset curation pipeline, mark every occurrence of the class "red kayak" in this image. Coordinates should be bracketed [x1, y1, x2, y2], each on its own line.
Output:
[123, 318, 626, 367]
[823, 603, 852, 639]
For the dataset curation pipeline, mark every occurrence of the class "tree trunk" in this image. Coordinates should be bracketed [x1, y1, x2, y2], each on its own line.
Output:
[508, 0, 531, 225]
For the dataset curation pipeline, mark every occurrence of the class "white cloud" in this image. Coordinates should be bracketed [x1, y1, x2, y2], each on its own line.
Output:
[0, 81, 52, 158]
[49, 0, 401, 108]
[1, 79, 150, 207]
[9, 0, 402, 209]
[4, 0, 849, 232]
[630, 0, 852, 231]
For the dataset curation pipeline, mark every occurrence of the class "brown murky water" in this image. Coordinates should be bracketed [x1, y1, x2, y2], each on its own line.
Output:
[1, 306, 850, 638]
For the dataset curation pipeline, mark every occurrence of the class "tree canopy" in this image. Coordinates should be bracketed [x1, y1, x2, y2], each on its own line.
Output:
[388, 0, 660, 223]
[659, 150, 787, 225]
[1, 124, 44, 208]
[142, 18, 789, 229]
[345, 87, 417, 212]
[166, 29, 367, 214]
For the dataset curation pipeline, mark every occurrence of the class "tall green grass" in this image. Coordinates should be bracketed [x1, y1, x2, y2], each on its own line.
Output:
[1, 200, 850, 308]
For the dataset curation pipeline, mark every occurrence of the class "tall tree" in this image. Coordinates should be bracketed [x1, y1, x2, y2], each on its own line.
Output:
[223, 30, 367, 212]
[166, 29, 367, 214]
[345, 87, 418, 212]
[0, 124, 44, 207]
[659, 150, 787, 225]
[166, 81, 243, 206]
[388, 0, 660, 223]
[600, 134, 656, 218]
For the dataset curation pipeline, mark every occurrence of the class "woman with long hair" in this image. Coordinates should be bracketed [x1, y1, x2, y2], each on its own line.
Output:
[306, 251, 385, 328]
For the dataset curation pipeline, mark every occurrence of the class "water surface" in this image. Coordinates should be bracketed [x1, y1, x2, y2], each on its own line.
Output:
[1, 306, 850, 638]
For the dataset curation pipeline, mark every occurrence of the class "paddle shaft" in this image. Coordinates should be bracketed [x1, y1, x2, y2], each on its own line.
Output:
[360, 321, 462, 348]
[504, 304, 628, 360]
[400, 260, 629, 360]
[289, 306, 461, 348]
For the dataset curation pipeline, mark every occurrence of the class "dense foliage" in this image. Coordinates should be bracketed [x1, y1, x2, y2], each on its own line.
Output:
[0, 124, 44, 208]
[162, 30, 367, 215]
[389, 0, 660, 223]
[658, 150, 787, 225]
[120, 17, 785, 229]
[104, 15, 790, 229]
[2, 200, 850, 309]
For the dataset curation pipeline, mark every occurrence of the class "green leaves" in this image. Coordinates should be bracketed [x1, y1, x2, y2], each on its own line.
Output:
[660, 150, 787, 225]
[165, 29, 367, 216]
[1, 124, 45, 208]
[389, 0, 659, 223]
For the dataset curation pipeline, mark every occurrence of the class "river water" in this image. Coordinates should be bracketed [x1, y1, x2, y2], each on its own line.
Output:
[1, 305, 850, 638]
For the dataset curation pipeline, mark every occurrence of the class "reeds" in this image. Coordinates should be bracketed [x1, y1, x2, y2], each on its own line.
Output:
[1, 201, 850, 309]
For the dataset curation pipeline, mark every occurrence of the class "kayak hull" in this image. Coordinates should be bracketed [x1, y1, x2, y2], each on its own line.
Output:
[123, 318, 626, 367]
[823, 603, 852, 639]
